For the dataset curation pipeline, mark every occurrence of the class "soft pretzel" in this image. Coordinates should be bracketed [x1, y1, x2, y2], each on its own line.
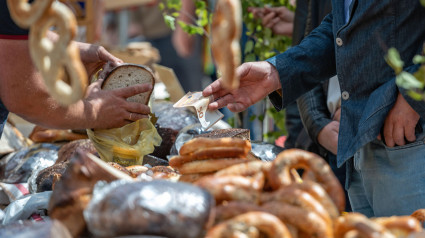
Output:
[262, 201, 333, 238]
[206, 211, 292, 238]
[211, 0, 242, 90]
[7, 0, 87, 105]
[215, 160, 271, 177]
[179, 137, 251, 156]
[334, 213, 395, 238]
[195, 173, 264, 204]
[213, 201, 265, 224]
[411, 209, 425, 226]
[260, 186, 332, 226]
[6, 0, 54, 27]
[269, 148, 346, 212]
[372, 216, 422, 236]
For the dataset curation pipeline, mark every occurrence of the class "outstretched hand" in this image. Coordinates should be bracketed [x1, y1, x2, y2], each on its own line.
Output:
[202, 61, 281, 112]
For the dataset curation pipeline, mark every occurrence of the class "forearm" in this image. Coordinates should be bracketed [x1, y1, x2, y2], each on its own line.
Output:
[0, 39, 94, 129]
[267, 13, 336, 110]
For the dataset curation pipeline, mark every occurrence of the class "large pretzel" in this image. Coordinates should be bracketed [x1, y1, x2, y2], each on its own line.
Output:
[211, 0, 242, 90]
[7, 0, 87, 105]
[269, 149, 346, 213]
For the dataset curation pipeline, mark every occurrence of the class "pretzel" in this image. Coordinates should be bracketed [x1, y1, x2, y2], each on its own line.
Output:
[195, 173, 264, 204]
[213, 201, 265, 224]
[6, 0, 53, 27]
[211, 0, 242, 90]
[411, 209, 425, 226]
[178, 172, 214, 183]
[169, 147, 248, 167]
[269, 148, 346, 212]
[281, 180, 340, 219]
[262, 201, 333, 238]
[372, 216, 422, 236]
[7, 0, 87, 105]
[334, 213, 394, 238]
[172, 158, 248, 174]
[215, 160, 271, 177]
[260, 186, 332, 226]
[206, 212, 292, 238]
[179, 137, 251, 156]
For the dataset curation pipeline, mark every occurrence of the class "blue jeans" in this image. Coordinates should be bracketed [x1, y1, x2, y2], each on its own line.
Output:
[347, 133, 425, 217]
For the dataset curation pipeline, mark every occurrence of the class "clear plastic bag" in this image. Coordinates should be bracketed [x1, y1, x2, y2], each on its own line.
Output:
[86, 118, 162, 166]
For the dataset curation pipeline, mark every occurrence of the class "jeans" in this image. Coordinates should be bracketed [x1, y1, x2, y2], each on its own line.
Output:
[347, 134, 425, 217]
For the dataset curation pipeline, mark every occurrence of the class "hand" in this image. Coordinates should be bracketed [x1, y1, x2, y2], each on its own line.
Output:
[76, 42, 123, 78]
[202, 61, 281, 112]
[84, 79, 152, 130]
[317, 120, 340, 155]
[247, 6, 294, 37]
[378, 92, 420, 147]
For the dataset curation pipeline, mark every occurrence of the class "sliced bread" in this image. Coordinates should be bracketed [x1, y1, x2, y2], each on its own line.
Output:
[101, 64, 155, 105]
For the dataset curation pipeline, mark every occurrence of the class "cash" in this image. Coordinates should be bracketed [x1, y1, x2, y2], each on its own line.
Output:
[174, 92, 224, 130]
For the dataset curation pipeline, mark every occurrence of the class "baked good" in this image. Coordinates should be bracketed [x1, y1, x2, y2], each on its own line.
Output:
[48, 150, 132, 237]
[101, 64, 155, 105]
[29, 126, 88, 143]
[211, 0, 242, 90]
[84, 180, 214, 238]
[35, 161, 69, 193]
[56, 139, 97, 164]
[195, 128, 250, 141]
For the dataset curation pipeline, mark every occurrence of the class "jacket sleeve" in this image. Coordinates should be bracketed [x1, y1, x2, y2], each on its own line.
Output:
[267, 13, 336, 111]
[296, 85, 332, 145]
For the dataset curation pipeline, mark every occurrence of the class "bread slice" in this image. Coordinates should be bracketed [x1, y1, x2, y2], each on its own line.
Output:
[101, 64, 155, 104]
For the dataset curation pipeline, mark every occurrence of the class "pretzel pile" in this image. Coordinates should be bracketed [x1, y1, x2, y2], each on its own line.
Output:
[7, 0, 87, 105]
[169, 137, 252, 182]
[211, 0, 242, 90]
[192, 149, 425, 238]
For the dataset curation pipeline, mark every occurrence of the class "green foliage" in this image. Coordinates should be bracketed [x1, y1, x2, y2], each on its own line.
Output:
[160, 0, 210, 37]
[386, 47, 425, 101]
[161, 0, 294, 143]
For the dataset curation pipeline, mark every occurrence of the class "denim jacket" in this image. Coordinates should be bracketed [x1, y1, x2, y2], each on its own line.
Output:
[267, 0, 425, 166]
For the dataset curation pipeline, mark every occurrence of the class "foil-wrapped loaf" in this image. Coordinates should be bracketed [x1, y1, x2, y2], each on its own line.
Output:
[84, 180, 214, 238]
[0, 220, 71, 238]
[0, 143, 59, 184]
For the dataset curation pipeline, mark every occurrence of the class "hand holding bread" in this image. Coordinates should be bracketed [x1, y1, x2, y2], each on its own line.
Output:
[84, 64, 155, 129]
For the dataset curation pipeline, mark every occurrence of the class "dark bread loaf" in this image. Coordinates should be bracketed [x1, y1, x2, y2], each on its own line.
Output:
[195, 128, 250, 141]
[101, 64, 155, 105]
[36, 161, 69, 193]
[56, 139, 97, 164]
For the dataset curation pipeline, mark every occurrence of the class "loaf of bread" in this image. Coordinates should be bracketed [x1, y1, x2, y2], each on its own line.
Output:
[101, 64, 155, 105]
[84, 180, 214, 238]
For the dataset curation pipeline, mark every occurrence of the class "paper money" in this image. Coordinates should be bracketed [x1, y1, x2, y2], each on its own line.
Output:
[174, 91, 224, 130]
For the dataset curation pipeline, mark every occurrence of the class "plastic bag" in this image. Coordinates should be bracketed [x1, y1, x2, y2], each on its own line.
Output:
[86, 118, 162, 166]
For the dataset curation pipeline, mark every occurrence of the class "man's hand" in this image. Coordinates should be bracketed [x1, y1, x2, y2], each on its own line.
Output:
[317, 120, 339, 155]
[247, 6, 294, 37]
[84, 79, 152, 130]
[202, 61, 281, 112]
[76, 42, 123, 78]
[379, 92, 420, 147]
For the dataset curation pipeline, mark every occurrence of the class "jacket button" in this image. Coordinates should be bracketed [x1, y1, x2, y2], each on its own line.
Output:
[342, 91, 350, 100]
[336, 37, 343, 46]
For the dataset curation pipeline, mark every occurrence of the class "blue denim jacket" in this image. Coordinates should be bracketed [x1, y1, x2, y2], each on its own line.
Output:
[0, 99, 8, 137]
[267, 0, 425, 166]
